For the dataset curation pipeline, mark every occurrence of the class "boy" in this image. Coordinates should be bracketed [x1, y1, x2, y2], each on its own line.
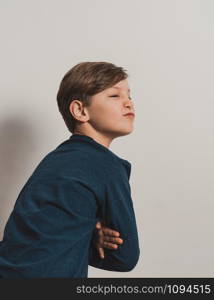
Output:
[0, 61, 140, 278]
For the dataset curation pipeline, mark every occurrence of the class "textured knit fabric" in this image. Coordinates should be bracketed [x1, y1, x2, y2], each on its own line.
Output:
[0, 134, 140, 278]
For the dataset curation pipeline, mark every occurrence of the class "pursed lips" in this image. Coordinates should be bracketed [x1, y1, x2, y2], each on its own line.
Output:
[123, 112, 135, 117]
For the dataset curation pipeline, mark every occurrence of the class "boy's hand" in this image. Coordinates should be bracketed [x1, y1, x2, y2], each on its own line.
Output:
[94, 221, 123, 259]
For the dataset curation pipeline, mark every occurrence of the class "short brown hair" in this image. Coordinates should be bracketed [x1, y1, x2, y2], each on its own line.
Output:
[56, 61, 128, 133]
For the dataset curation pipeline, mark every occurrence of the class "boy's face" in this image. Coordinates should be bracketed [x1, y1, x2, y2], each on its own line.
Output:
[87, 79, 135, 138]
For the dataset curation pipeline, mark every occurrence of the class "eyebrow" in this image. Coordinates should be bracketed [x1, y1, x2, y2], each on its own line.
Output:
[110, 87, 131, 92]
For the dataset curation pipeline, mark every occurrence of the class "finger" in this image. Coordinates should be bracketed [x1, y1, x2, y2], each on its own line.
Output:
[103, 236, 123, 244]
[98, 247, 105, 259]
[95, 222, 102, 230]
[97, 229, 104, 237]
[103, 241, 119, 250]
[102, 227, 120, 237]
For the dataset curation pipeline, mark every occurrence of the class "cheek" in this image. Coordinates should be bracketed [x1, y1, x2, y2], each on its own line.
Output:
[89, 103, 124, 131]
[91, 103, 122, 122]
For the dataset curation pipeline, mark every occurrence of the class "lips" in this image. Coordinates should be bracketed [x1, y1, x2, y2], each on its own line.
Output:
[124, 113, 135, 117]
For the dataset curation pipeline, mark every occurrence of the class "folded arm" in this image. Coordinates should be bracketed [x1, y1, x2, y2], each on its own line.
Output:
[89, 177, 140, 272]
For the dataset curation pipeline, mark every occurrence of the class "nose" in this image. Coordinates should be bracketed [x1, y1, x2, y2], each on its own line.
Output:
[125, 98, 134, 110]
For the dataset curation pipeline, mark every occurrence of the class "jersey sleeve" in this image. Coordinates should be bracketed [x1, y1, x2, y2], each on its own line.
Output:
[88, 163, 140, 272]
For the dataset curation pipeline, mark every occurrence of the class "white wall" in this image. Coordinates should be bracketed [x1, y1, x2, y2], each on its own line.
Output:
[0, 0, 213, 277]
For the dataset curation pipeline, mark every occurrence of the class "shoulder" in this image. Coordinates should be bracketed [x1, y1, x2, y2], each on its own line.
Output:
[26, 144, 106, 188]
[28, 139, 131, 186]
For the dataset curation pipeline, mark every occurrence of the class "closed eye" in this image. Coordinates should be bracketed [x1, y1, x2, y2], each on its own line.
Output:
[110, 94, 132, 100]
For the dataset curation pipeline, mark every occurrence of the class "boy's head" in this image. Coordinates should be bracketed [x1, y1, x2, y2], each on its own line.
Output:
[57, 61, 135, 139]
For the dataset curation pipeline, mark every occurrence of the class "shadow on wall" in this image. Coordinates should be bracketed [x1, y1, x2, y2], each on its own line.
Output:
[0, 115, 37, 240]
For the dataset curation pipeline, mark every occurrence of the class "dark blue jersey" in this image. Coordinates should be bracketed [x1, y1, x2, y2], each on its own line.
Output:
[0, 134, 140, 278]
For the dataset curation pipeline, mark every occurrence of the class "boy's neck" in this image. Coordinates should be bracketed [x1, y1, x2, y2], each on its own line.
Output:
[73, 130, 113, 149]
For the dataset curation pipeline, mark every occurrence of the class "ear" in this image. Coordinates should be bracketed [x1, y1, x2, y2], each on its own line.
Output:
[69, 100, 89, 122]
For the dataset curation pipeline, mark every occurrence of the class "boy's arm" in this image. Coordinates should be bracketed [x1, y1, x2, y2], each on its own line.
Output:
[88, 176, 140, 272]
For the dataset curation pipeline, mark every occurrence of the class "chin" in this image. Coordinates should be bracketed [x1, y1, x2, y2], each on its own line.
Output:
[122, 124, 134, 135]
[119, 130, 133, 137]
[110, 126, 134, 138]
